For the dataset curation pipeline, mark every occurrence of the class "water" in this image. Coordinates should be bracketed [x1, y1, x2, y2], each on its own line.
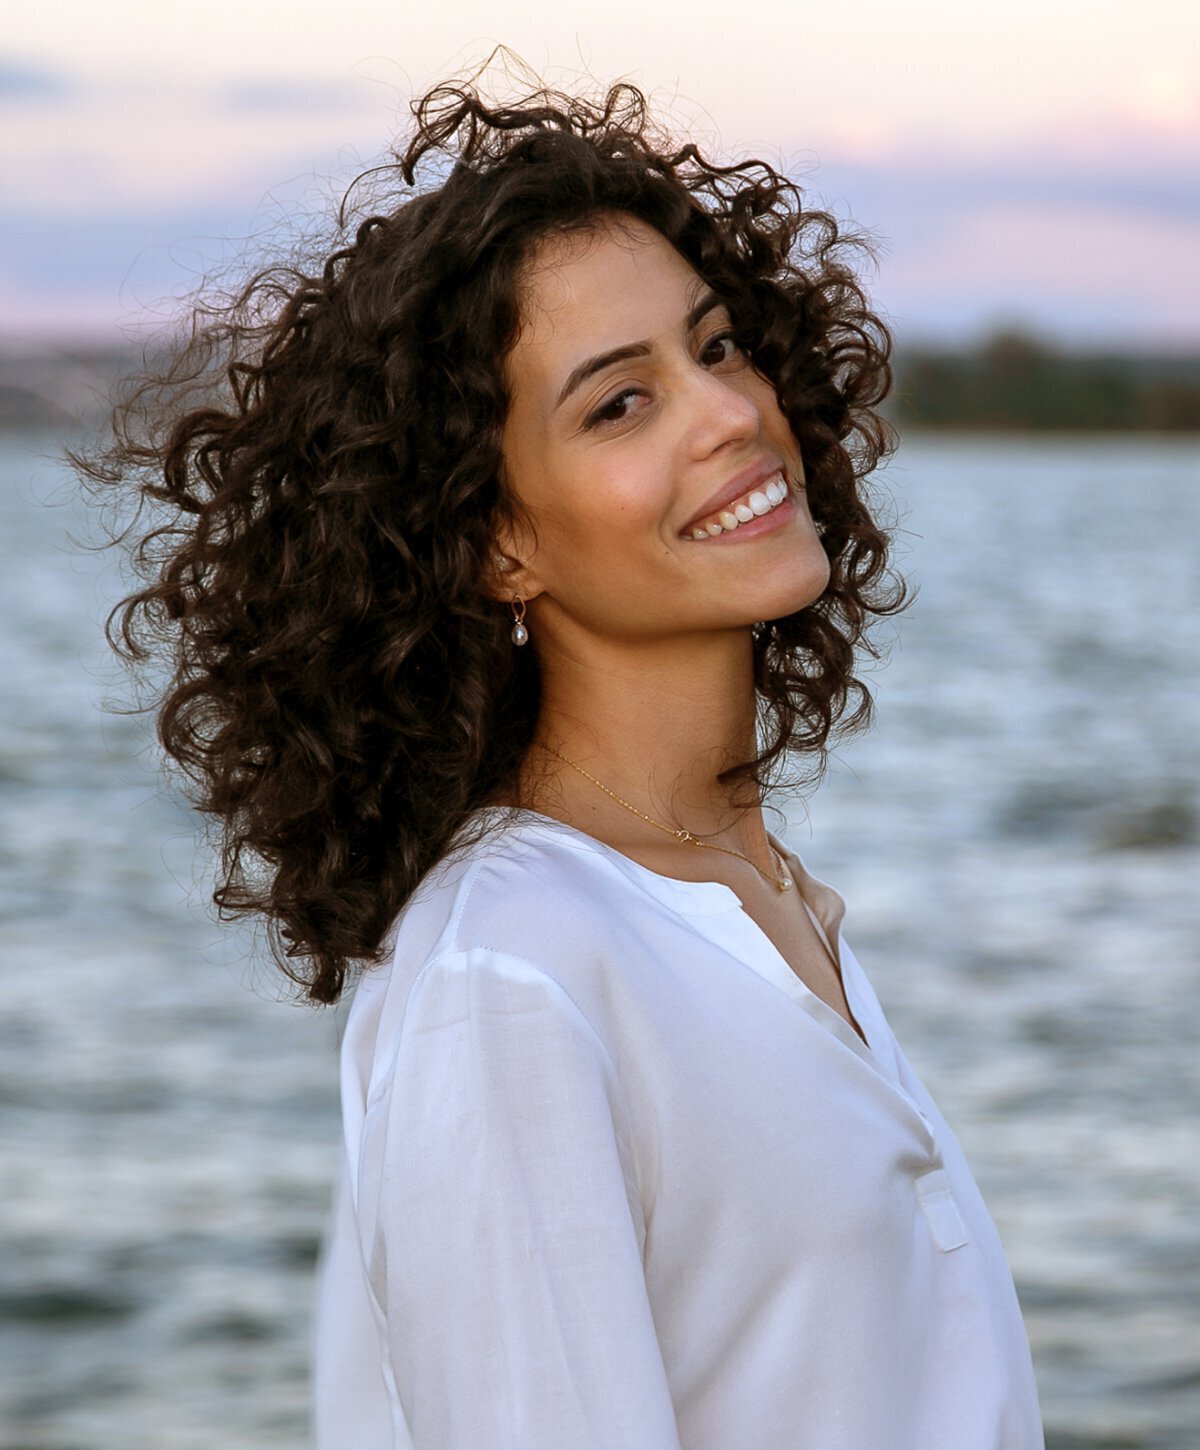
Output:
[1, 431, 1197, 1449]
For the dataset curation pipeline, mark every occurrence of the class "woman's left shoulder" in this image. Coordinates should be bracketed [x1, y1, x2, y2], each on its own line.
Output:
[382, 809, 612, 970]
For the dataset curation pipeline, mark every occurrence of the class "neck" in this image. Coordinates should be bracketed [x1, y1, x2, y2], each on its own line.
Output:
[522, 625, 773, 856]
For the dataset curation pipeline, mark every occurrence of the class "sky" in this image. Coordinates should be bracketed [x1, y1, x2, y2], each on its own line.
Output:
[2, 0, 1198, 348]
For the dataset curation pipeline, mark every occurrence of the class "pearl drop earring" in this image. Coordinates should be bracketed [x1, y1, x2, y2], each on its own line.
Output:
[510, 596, 529, 646]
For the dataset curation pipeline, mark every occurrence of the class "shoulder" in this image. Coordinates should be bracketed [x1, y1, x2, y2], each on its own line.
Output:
[351, 806, 737, 1056]
[406, 808, 626, 952]
[362, 810, 648, 1009]
[343, 815, 644, 1106]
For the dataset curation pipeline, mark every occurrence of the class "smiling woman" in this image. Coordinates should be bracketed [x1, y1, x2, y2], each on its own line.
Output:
[74, 60, 1044, 1450]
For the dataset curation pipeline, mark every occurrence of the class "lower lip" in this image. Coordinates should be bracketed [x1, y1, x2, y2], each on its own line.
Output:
[684, 491, 796, 544]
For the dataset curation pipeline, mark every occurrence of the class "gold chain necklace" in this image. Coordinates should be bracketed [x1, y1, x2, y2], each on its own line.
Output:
[542, 745, 793, 893]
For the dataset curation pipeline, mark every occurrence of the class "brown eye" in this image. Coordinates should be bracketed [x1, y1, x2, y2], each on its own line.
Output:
[584, 387, 646, 430]
[701, 332, 741, 366]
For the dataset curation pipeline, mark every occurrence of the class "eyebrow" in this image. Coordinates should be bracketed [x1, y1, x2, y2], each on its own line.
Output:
[554, 290, 727, 411]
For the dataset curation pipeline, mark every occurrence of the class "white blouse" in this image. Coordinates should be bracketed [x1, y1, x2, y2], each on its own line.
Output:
[312, 808, 1043, 1449]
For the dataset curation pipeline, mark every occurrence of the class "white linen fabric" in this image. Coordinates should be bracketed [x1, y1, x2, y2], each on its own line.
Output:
[313, 808, 1044, 1449]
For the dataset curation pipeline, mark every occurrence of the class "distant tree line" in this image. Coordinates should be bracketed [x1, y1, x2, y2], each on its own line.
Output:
[892, 330, 1200, 432]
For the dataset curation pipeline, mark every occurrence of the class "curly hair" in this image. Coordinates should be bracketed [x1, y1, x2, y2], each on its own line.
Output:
[76, 69, 907, 1004]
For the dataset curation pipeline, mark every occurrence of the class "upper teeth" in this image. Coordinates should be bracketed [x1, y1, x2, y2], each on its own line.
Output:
[687, 474, 789, 540]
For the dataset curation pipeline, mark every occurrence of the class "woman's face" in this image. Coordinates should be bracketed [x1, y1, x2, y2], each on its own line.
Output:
[497, 214, 831, 650]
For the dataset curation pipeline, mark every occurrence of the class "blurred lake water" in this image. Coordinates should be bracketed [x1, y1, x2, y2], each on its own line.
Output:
[1, 431, 1197, 1450]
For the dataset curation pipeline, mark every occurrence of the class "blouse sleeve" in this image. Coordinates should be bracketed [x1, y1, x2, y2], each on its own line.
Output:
[357, 947, 683, 1450]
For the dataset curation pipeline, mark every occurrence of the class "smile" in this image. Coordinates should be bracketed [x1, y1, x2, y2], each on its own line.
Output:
[683, 473, 791, 541]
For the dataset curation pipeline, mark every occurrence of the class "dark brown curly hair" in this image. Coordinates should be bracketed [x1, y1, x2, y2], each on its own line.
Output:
[76, 69, 908, 1004]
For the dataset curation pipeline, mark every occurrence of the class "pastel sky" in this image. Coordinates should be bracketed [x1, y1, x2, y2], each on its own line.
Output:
[3, 0, 1197, 346]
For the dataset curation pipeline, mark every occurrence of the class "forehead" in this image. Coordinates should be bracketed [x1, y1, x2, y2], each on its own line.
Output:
[507, 216, 706, 390]
[516, 215, 697, 316]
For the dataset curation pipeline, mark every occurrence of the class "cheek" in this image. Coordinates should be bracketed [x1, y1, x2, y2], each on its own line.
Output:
[532, 476, 679, 603]
[765, 394, 800, 450]
[742, 368, 794, 427]
[555, 461, 669, 539]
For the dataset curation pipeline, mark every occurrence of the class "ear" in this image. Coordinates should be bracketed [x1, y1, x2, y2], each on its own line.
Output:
[484, 511, 545, 605]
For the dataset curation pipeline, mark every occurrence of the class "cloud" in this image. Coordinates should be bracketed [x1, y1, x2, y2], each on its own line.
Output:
[0, 57, 76, 102]
[0, 84, 384, 215]
[0, 203, 287, 336]
[217, 78, 373, 115]
[878, 202, 1200, 346]
[813, 156, 1199, 236]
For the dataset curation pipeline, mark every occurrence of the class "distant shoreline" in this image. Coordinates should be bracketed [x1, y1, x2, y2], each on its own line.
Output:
[891, 331, 1200, 433]
[2, 332, 1198, 434]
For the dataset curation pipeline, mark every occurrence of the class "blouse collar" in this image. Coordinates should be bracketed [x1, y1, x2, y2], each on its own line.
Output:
[469, 805, 847, 943]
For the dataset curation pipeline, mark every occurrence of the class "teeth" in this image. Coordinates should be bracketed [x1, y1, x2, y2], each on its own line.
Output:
[687, 473, 790, 540]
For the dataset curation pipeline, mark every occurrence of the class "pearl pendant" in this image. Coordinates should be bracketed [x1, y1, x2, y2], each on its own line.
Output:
[511, 621, 529, 646]
[778, 876, 793, 892]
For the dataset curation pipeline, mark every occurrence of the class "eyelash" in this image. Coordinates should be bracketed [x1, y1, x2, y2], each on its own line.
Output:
[582, 330, 744, 430]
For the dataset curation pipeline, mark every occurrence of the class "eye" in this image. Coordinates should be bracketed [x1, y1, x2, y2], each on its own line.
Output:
[583, 386, 647, 430]
[700, 331, 744, 367]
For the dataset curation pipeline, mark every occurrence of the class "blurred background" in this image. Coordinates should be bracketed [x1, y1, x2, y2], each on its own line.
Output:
[1, 4, 1197, 1448]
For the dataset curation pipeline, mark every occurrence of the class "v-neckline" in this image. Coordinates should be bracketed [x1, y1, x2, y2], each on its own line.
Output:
[773, 839, 874, 1050]
[728, 844, 876, 1061]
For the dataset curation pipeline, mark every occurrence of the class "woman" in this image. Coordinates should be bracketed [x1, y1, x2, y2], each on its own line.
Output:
[84, 71, 1043, 1449]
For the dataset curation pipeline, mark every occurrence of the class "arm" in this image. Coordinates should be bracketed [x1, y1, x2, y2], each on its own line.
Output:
[358, 947, 682, 1450]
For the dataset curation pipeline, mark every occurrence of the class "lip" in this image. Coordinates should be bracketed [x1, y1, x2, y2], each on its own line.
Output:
[678, 454, 790, 536]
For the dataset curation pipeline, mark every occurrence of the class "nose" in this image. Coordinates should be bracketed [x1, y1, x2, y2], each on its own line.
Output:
[680, 356, 761, 458]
